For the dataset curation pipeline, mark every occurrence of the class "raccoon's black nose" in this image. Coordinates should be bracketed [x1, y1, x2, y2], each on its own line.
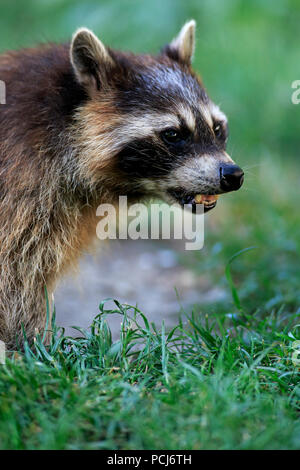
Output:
[220, 164, 244, 192]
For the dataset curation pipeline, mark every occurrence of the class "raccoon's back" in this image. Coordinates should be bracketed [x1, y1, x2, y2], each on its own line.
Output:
[0, 44, 87, 167]
[0, 43, 88, 202]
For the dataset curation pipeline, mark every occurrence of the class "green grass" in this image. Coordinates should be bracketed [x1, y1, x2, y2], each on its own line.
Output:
[0, 294, 299, 450]
[0, 0, 300, 450]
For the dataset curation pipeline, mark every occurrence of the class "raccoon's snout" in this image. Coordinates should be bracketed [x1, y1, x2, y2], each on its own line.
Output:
[220, 164, 244, 192]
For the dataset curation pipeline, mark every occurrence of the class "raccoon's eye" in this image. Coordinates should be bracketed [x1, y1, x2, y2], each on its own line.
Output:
[213, 123, 222, 139]
[213, 122, 227, 142]
[161, 128, 184, 145]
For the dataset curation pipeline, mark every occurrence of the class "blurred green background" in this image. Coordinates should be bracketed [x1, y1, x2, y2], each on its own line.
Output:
[0, 0, 299, 316]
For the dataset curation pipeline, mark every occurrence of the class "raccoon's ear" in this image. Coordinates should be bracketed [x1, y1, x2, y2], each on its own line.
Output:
[70, 27, 114, 91]
[163, 20, 196, 65]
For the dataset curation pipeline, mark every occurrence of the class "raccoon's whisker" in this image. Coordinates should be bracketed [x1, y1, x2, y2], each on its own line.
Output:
[242, 170, 256, 177]
[242, 163, 266, 170]
[238, 186, 255, 193]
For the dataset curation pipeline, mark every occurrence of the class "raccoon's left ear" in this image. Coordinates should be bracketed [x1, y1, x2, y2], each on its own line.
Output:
[163, 20, 196, 65]
[70, 27, 114, 91]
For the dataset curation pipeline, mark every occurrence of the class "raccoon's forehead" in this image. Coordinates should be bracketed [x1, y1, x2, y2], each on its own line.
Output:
[117, 65, 206, 109]
[114, 64, 224, 132]
[140, 65, 207, 105]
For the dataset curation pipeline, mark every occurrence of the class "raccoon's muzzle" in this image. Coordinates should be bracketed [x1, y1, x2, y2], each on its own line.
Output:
[167, 162, 244, 213]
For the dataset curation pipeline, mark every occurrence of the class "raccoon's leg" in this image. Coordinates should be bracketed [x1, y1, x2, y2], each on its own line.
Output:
[0, 284, 52, 351]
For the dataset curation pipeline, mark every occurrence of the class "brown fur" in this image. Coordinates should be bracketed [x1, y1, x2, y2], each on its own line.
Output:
[0, 44, 116, 347]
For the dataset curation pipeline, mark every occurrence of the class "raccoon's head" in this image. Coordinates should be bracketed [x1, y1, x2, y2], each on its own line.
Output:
[71, 21, 244, 211]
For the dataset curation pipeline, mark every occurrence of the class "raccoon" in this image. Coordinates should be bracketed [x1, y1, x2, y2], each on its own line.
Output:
[0, 20, 243, 348]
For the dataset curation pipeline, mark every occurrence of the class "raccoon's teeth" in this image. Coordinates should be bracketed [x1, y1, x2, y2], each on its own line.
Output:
[194, 194, 219, 204]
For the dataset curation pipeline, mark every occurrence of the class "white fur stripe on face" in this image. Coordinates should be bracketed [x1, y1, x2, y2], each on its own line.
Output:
[177, 104, 196, 131]
[118, 103, 225, 143]
[198, 103, 214, 129]
[118, 112, 181, 139]
[120, 103, 214, 139]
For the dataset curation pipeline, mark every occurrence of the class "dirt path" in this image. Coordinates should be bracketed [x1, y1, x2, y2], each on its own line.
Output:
[55, 239, 226, 338]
